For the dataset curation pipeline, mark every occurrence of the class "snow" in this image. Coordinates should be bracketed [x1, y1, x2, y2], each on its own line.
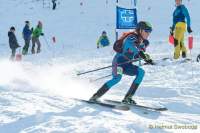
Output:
[0, 0, 200, 132]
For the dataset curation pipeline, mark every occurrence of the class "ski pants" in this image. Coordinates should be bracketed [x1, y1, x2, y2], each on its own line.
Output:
[105, 56, 145, 89]
[174, 22, 187, 59]
[32, 37, 41, 53]
[22, 39, 31, 54]
[10, 48, 16, 60]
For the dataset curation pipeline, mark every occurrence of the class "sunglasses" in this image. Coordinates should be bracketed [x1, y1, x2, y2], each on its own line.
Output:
[144, 29, 152, 33]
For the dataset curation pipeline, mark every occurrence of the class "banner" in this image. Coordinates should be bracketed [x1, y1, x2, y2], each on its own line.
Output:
[116, 6, 137, 29]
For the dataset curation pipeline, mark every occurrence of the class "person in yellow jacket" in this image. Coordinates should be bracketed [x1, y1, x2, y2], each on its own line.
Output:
[170, 0, 192, 59]
[97, 31, 110, 48]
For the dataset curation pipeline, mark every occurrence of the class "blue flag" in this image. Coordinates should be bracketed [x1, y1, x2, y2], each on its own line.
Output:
[116, 6, 137, 29]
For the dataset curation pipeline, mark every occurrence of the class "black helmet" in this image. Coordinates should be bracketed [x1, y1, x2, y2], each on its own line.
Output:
[102, 31, 107, 34]
[25, 21, 30, 24]
[136, 21, 152, 33]
[10, 26, 15, 31]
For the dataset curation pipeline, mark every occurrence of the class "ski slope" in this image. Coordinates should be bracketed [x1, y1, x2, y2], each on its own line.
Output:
[0, 0, 200, 132]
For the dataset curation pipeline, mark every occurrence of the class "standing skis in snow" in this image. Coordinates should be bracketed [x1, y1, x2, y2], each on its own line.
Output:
[22, 21, 32, 55]
[31, 21, 44, 54]
[97, 31, 110, 48]
[8, 26, 20, 60]
[170, 0, 192, 59]
[90, 21, 154, 104]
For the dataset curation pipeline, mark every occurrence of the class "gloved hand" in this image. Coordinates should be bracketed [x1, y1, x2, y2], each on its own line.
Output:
[41, 33, 44, 36]
[145, 59, 155, 65]
[144, 54, 155, 65]
[16, 44, 21, 48]
[139, 51, 155, 65]
[31, 27, 34, 32]
[143, 39, 149, 47]
[138, 51, 146, 59]
[187, 26, 192, 33]
[170, 27, 174, 36]
[144, 53, 150, 60]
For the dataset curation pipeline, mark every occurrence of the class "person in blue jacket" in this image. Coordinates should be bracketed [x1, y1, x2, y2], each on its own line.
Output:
[97, 31, 110, 48]
[90, 21, 154, 104]
[22, 21, 32, 55]
[170, 0, 192, 59]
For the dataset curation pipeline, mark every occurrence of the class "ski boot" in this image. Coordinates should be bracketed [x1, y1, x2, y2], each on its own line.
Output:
[122, 83, 139, 105]
[89, 84, 109, 102]
[122, 97, 136, 105]
[182, 51, 186, 58]
[22, 49, 28, 55]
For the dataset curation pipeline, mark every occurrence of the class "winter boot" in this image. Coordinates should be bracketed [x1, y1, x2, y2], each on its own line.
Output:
[31, 49, 35, 54]
[37, 48, 41, 53]
[22, 48, 27, 55]
[89, 84, 109, 102]
[122, 83, 139, 104]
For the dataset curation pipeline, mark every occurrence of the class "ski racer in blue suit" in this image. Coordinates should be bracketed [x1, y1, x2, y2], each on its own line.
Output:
[90, 21, 154, 104]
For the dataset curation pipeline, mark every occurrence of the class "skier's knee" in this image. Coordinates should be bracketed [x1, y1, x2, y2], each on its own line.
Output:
[134, 68, 145, 84]
[106, 75, 122, 88]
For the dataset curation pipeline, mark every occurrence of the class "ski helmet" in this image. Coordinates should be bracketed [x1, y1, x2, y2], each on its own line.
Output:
[10, 26, 15, 31]
[136, 21, 152, 33]
[38, 21, 42, 27]
[25, 21, 30, 24]
[102, 31, 107, 34]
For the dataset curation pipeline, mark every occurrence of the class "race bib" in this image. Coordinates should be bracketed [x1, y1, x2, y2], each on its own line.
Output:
[117, 67, 123, 75]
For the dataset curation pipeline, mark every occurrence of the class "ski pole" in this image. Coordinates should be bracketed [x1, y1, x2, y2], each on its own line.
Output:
[42, 35, 54, 56]
[77, 58, 140, 76]
[90, 74, 112, 82]
[43, 35, 49, 46]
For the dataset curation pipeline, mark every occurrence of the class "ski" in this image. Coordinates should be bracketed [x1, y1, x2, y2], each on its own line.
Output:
[161, 57, 173, 61]
[179, 58, 192, 63]
[73, 98, 130, 111]
[105, 99, 167, 111]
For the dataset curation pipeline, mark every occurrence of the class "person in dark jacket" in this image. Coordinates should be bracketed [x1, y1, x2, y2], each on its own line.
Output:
[22, 21, 32, 55]
[52, 0, 57, 10]
[8, 26, 20, 60]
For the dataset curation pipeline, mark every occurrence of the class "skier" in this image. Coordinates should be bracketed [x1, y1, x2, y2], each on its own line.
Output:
[52, 0, 57, 10]
[97, 31, 110, 48]
[90, 21, 154, 104]
[31, 21, 44, 54]
[22, 21, 32, 55]
[8, 26, 20, 60]
[170, 0, 192, 59]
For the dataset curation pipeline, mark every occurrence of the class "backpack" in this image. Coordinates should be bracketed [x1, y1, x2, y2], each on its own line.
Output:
[113, 31, 141, 53]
